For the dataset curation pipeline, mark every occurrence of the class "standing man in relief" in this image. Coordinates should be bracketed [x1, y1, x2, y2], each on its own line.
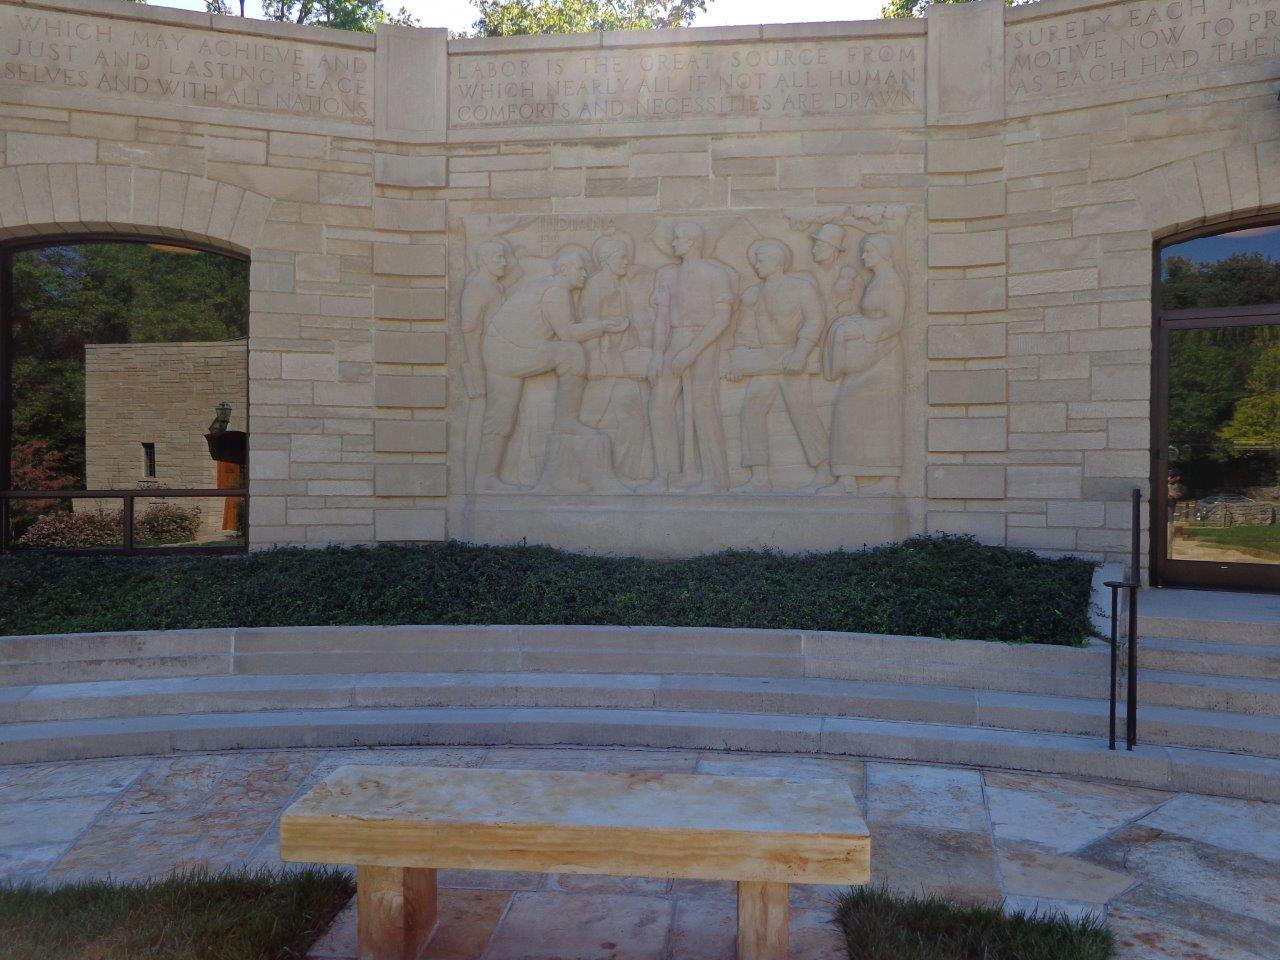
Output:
[808, 222, 847, 319]
[460, 239, 511, 401]
[728, 239, 835, 492]
[645, 222, 736, 493]
[460, 239, 511, 489]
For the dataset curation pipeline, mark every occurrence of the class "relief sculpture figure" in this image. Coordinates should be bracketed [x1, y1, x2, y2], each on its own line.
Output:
[580, 234, 651, 482]
[821, 234, 905, 495]
[644, 222, 736, 493]
[807, 222, 847, 318]
[460, 239, 511, 401]
[727, 239, 834, 492]
[474, 247, 628, 492]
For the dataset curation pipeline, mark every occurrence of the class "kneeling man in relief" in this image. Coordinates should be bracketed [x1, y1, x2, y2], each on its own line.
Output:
[474, 248, 628, 492]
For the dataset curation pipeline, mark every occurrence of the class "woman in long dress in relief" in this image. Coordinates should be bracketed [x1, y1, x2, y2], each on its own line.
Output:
[821, 233, 905, 495]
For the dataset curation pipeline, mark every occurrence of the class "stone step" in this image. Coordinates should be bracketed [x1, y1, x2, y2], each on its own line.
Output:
[1140, 667, 1280, 715]
[0, 704, 1275, 802]
[1139, 637, 1280, 680]
[0, 624, 1111, 687]
[1137, 588, 1280, 646]
[3, 671, 1278, 757]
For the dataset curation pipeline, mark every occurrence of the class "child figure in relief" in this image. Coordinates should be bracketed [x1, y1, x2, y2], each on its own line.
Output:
[821, 233, 905, 495]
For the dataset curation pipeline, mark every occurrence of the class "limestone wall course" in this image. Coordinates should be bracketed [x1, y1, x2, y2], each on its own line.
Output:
[0, 0, 1276, 565]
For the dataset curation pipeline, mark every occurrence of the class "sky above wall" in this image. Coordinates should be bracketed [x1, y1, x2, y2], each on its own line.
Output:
[155, 0, 889, 36]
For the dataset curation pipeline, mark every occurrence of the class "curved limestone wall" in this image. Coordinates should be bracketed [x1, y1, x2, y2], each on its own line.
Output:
[0, 0, 1274, 563]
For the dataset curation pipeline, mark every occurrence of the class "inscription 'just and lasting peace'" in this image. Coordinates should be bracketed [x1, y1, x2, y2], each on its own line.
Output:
[0, 5, 372, 122]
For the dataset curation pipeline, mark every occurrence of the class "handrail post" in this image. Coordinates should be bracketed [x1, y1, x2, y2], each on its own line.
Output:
[123, 492, 134, 554]
[1127, 582, 1139, 750]
[1108, 584, 1118, 750]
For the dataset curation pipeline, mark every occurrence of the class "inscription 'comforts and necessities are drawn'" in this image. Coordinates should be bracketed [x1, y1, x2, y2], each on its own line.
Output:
[450, 40, 922, 126]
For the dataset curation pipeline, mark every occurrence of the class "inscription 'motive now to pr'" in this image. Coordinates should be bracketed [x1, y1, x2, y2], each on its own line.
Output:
[450, 40, 922, 126]
[0, 5, 371, 122]
[1007, 0, 1280, 100]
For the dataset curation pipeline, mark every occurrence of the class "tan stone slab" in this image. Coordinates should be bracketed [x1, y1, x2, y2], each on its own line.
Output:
[280, 765, 869, 885]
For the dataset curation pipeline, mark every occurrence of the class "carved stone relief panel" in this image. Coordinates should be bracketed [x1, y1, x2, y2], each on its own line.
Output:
[450, 206, 921, 497]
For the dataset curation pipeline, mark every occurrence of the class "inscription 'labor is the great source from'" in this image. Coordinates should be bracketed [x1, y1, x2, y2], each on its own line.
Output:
[451, 40, 921, 126]
[0, 5, 371, 123]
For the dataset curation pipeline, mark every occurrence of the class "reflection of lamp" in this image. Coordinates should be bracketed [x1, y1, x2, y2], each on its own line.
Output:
[205, 401, 246, 466]
[208, 401, 231, 435]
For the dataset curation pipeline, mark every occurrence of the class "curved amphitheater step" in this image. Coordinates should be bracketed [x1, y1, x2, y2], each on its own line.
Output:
[3, 623, 1277, 801]
[3, 671, 1279, 757]
[1, 704, 1277, 801]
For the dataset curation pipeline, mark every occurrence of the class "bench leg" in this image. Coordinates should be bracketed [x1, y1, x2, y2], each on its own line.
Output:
[356, 865, 437, 960]
[737, 881, 789, 960]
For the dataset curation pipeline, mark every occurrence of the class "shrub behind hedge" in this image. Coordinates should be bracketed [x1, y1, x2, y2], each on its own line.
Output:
[0, 535, 1096, 644]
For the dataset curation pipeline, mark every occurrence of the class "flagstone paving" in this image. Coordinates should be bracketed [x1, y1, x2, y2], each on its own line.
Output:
[1, 746, 1277, 959]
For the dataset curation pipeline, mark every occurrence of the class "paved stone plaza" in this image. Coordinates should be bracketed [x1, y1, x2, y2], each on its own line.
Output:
[1, 745, 1277, 959]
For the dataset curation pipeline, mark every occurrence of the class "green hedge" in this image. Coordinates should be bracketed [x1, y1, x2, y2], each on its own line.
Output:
[0, 535, 1096, 644]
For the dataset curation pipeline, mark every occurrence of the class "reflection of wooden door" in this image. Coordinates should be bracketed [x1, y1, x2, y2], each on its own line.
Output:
[216, 461, 242, 531]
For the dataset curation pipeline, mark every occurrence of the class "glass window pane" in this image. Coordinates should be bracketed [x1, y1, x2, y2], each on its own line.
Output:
[7, 496, 124, 550]
[132, 496, 245, 549]
[1166, 325, 1280, 565]
[1160, 224, 1280, 310]
[7, 242, 248, 498]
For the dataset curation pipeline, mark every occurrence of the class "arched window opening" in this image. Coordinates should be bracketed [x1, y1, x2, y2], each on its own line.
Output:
[0, 239, 249, 554]
[1155, 222, 1280, 589]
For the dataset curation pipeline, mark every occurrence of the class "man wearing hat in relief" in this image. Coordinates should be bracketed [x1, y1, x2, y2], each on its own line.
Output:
[808, 222, 847, 323]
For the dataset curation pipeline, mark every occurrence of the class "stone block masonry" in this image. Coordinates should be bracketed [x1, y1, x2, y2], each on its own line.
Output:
[0, 0, 1275, 570]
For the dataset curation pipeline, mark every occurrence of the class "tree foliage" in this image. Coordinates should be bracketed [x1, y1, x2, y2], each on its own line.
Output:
[471, 0, 706, 36]
[881, 0, 1015, 20]
[1220, 338, 1280, 451]
[122, 0, 416, 31]
[1162, 252, 1280, 309]
[1161, 251, 1280, 497]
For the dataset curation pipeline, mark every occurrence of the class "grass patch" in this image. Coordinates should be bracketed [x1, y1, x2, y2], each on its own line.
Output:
[0, 534, 1096, 645]
[0, 867, 353, 960]
[836, 887, 1114, 960]
[1183, 524, 1280, 558]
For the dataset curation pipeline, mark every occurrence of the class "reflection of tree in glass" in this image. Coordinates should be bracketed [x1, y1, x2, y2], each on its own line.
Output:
[1221, 337, 1280, 453]
[9, 243, 247, 486]
[1162, 252, 1280, 309]
[1169, 326, 1280, 499]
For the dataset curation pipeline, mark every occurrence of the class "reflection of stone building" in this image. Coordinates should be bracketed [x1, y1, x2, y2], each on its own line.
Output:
[84, 342, 247, 541]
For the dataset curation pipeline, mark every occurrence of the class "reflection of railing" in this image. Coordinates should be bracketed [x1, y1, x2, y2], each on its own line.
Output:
[0, 487, 248, 555]
[1104, 487, 1141, 751]
[1199, 502, 1280, 527]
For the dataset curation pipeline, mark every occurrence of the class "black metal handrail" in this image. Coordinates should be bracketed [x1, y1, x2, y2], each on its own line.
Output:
[1104, 487, 1142, 750]
[0, 487, 248, 555]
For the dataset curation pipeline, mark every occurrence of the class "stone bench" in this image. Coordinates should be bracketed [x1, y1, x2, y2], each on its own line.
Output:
[280, 764, 870, 960]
